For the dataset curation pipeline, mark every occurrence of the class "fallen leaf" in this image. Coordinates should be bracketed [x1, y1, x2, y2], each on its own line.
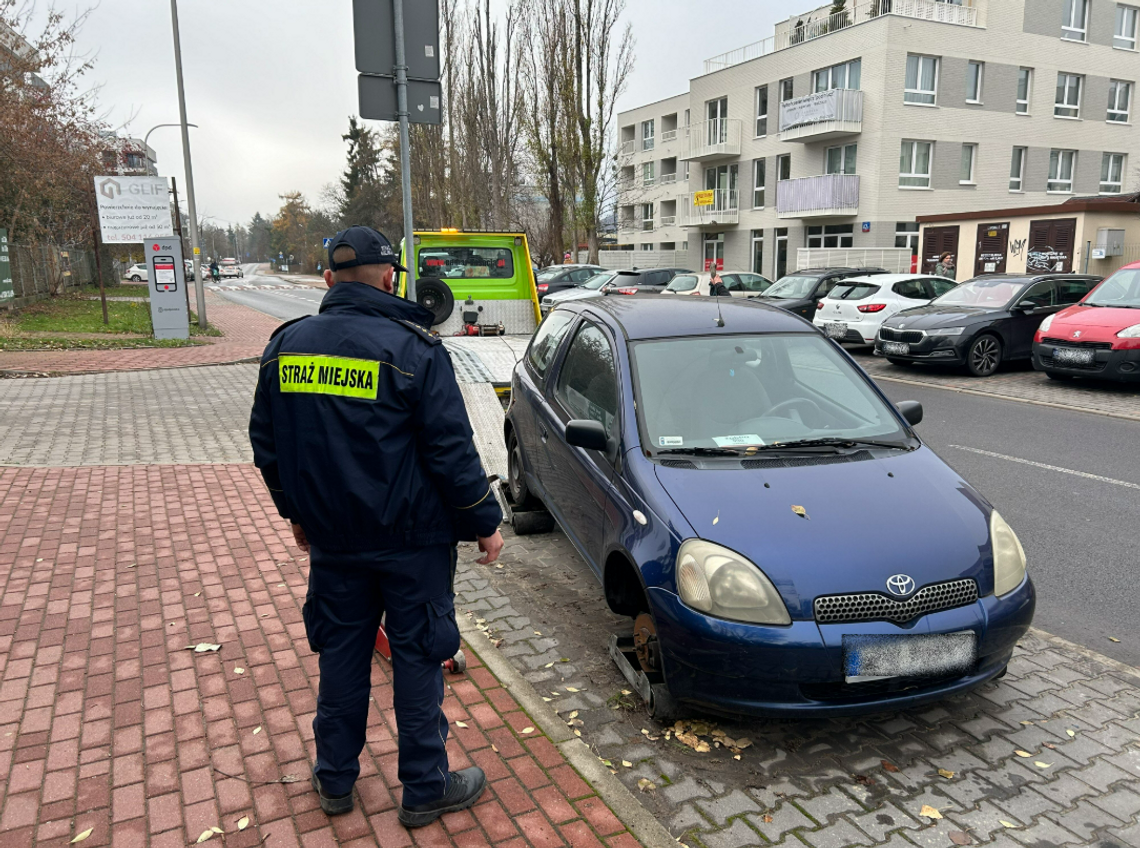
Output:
[621, 689, 632, 696]
[791, 505, 808, 519]
[938, 768, 955, 779]
[491, 744, 499, 753]
[276, 774, 302, 784]
[733, 755, 741, 761]
[712, 515, 719, 525]
[999, 820, 1019, 829]
[544, 663, 554, 668]
[881, 760, 899, 772]
[534, 630, 542, 636]
[919, 805, 942, 820]
[252, 726, 262, 735]
[70, 828, 94, 844]
[1109, 637, 1121, 643]
[637, 778, 656, 791]
[1043, 743, 1055, 750]
[566, 687, 579, 693]
[1019, 720, 1033, 726]
[1034, 761, 1052, 769]
[187, 643, 221, 653]
[194, 591, 201, 597]
[854, 774, 876, 786]
[210, 827, 224, 835]
[234, 667, 244, 675]
[237, 817, 249, 831]
[695, 741, 711, 753]
[521, 726, 535, 734]
[196, 831, 215, 844]
[568, 710, 579, 719]
[762, 814, 773, 823]
[1066, 729, 1076, 738]
[949, 830, 971, 845]
[641, 728, 650, 735]
[601, 759, 612, 767]
[1014, 750, 1032, 758]
[622, 760, 633, 768]
[542, 697, 552, 702]
[455, 721, 468, 728]
[574, 729, 581, 737]
[735, 738, 752, 749]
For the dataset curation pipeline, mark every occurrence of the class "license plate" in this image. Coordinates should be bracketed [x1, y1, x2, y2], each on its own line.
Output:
[824, 322, 848, 340]
[1052, 346, 1095, 366]
[882, 341, 910, 356]
[843, 632, 976, 683]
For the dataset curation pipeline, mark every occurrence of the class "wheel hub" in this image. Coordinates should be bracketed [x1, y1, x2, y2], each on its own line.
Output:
[632, 612, 660, 672]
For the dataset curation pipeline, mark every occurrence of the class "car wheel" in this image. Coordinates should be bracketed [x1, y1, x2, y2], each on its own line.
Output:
[507, 430, 540, 510]
[632, 613, 680, 720]
[130, 275, 142, 282]
[416, 278, 455, 326]
[1046, 371, 1073, 381]
[966, 334, 1002, 377]
[511, 510, 555, 536]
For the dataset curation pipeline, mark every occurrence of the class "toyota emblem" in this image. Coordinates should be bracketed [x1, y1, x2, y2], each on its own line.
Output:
[886, 574, 916, 597]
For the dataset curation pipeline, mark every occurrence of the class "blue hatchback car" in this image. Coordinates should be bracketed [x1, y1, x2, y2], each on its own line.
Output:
[504, 297, 1035, 718]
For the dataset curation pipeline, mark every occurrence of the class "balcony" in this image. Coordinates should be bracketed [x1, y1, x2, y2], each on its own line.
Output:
[680, 190, 740, 227]
[780, 89, 863, 142]
[680, 119, 742, 161]
[619, 219, 637, 233]
[662, 129, 678, 143]
[704, 0, 983, 74]
[776, 174, 859, 219]
[661, 215, 677, 227]
[661, 173, 677, 185]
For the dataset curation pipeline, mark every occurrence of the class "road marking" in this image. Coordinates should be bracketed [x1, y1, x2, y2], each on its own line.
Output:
[948, 445, 1140, 491]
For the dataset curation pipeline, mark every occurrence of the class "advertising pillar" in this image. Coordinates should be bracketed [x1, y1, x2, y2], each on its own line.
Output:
[145, 237, 190, 340]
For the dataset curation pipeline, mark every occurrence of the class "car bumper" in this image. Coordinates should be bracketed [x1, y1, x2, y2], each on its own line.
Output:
[874, 337, 966, 364]
[1033, 342, 1140, 381]
[814, 317, 884, 344]
[648, 576, 1034, 717]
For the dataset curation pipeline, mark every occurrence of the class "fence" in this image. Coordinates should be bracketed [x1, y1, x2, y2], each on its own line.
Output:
[596, 250, 688, 270]
[5, 243, 102, 306]
[796, 247, 914, 273]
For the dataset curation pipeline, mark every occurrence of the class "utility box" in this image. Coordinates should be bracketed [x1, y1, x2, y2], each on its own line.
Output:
[145, 238, 190, 340]
[1096, 228, 1126, 257]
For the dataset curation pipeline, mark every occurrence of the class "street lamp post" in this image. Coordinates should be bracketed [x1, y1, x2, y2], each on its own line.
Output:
[168, 0, 208, 329]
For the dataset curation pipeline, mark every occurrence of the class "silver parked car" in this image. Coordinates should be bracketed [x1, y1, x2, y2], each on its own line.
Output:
[540, 271, 625, 314]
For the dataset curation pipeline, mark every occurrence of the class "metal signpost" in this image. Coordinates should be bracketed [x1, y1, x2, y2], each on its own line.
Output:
[145, 237, 190, 340]
[353, 0, 441, 302]
[0, 229, 12, 305]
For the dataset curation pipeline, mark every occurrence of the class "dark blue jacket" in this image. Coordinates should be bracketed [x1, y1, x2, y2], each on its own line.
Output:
[249, 281, 502, 552]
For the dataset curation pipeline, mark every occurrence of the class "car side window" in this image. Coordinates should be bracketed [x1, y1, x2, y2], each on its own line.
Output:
[1018, 281, 1056, 309]
[926, 277, 957, 298]
[555, 323, 619, 438]
[527, 311, 576, 381]
[892, 279, 928, 300]
[722, 274, 742, 291]
[1056, 279, 1095, 305]
[570, 269, 593, 282]
[816, 277, 840, 297]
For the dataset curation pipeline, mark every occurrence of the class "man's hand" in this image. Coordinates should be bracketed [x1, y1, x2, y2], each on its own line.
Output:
[476, 530, 504, 565]
[292, 522, 310, 553]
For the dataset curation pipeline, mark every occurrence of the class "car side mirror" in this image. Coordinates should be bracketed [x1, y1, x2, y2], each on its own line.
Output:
[897, 401, 923, 427]
[1014, 301, 1039, 313]
[565, 419, 609, 452]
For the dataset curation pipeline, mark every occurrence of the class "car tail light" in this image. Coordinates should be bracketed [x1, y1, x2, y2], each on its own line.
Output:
[858, 304, 887, 313]
[817, 301, 825, 310]
[537, 283, 548, 294]
[616, 287, 638, 295]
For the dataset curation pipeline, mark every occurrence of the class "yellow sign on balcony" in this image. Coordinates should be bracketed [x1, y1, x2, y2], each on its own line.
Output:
[694, 190, 715, 207]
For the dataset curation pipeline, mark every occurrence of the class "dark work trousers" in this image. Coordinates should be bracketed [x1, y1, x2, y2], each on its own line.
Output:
[303, 542, 460, 806]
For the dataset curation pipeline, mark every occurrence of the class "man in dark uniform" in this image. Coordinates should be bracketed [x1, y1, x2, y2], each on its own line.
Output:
[249, 226, 504, 828]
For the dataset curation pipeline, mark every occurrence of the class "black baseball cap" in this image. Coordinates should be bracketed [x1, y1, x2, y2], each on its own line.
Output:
[327, 226, 408, 273]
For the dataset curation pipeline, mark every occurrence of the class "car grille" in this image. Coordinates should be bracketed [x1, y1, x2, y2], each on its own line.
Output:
[1040, 338, 1112, 350]
[741, 451, 872, 470]
[879, 327, 925, 344]
[1038, 354, 1106, 372]
[813, 578, 978, 625]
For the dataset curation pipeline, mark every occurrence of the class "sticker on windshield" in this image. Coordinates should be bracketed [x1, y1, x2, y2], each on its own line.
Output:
[713, 434, 765, 447]
[659, 436, 684, 447]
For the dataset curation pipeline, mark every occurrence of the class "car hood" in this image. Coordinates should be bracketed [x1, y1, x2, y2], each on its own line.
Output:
[653, 448, 992, 620]
[1046, 305, 1140, 337]
[756, 296, 811, 310]
[887, 304, 999, 329]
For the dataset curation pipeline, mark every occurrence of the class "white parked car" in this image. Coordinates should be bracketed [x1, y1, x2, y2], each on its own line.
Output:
[812, 274, 958, 344]
[220, 259, 243, 279]
[124, 263, 148, 282]
[662, 271, 774, 297]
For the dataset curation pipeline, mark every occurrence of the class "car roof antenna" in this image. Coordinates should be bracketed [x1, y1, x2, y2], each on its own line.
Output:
[714, 294, 725, 328]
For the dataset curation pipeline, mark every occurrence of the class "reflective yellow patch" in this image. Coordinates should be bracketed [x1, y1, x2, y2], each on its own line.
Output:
[279, 355, 380, 400]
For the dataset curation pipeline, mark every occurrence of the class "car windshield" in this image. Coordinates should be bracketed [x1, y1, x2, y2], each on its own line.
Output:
[932, 278, 1026, 308]
[1085, 269, 1140, 307]
[582, 273, 616, 291]
[761, 275, 820, 299]
[666, 274, 700, 292]
[631, 334, 909, 450]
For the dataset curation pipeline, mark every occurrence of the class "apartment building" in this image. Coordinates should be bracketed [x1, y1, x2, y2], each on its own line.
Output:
[616, 0, 1140, 279]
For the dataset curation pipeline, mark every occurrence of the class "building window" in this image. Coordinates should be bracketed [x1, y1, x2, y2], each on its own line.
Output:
[1054, 73, 1082, 118]
[643, 162, 655, 186]
[813, 59, 862, 92]
[642, 203, 655, 231]
[751, 230, 764, 275]
[1116, 5, 1139, 49]
[780, 78, 794, 102]
[642, 119, 655, 150]
[904, 54, 938, 105]
[1108, 79, 1132, 122]
[755, 86, 768, 137]
[752, 159, 766, 208]
[1017, 68, 1033, 114]
[681, 241, 689, 251]
[1010, 147, 1027, 191]
[966, 61, 984, 103]
[825, 144, 858, 175]
[807, 224, 855, 249]
[775, 228, 789, 279]
[1102, 153, 1125, 193]
[683, 161, 690, 181]
[684, 109, 690, 127]
[895, 222, 920, 256]
[1063, 0, 1089, 41]
[777, 154, 791, 182]
[960, 144, 978, 184]
[641, 243, 654, 252]
[1048, 149, 1077, 193]
[900, 140, 933, 188]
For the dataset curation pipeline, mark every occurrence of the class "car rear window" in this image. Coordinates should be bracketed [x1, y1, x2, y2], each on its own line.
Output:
[828, 284, 879, 301]
[666, 275, 700, 292]
[419, 247, 514, 280]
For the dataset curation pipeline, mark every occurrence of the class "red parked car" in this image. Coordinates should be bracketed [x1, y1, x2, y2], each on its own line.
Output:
[1033, 261, 1140, 382]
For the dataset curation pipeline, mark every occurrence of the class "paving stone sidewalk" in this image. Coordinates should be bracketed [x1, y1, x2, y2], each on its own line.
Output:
[0, 464, 649, 848]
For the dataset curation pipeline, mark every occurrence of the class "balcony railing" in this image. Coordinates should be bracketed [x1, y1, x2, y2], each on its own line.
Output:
[681, 119, 742, 161]
[620, 139, 635, 156]
[704, 0, 983, 74]
[661, 173, 677, 185]
[661, 215, 677, 227]
[643, 177, 656, 187]
[777, 174, 860, 218]
[662, 129, 678, 143]
[779, 89, 864, 142]
[680, 190, 740, 227]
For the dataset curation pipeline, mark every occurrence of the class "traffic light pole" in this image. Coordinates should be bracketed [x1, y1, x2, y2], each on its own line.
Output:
[393, 0, 416, 301]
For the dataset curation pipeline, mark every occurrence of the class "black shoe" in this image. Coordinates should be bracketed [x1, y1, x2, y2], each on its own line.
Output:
[398, 767, 487, 828]
[311, 766, 354, 815]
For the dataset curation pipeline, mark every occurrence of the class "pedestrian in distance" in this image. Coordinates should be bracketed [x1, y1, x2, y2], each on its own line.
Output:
[935, 252, 956, 279]
[709, 270, 731, 297]
[209, 258, 220, 283]
[249, 226, 504, 828]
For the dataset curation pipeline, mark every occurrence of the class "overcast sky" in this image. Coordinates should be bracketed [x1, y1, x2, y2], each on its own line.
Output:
[66, 0, 780, 227]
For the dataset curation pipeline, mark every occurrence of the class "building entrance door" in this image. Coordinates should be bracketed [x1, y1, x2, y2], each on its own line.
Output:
[704, 233, 725, 271]
[974, 223, 1010, 276]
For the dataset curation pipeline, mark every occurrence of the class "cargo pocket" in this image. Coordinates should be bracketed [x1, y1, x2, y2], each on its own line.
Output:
[302, 593, 325, 654]
[423, 593, 461, 663]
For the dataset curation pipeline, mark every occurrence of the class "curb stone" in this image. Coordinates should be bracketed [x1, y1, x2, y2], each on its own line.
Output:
[1029, 627, 1140, 682]
[458, 614, 680, 848]
[0, 355, 261, 379]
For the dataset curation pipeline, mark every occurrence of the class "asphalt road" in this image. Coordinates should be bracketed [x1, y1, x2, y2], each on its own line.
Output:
[876, 378, 1140, 668]
[209, 264, 325, 321]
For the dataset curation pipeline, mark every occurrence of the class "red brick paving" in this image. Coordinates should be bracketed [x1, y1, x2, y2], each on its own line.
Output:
[0, 293, 282, 376]
[0, 464, 640, 847]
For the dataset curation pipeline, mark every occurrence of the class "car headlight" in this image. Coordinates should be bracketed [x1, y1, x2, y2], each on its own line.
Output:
[676, 540, 791, 625]
[927, 327, 965, 337]
[1039, 314, 1056, 334]
[991, 510, 1027, 596]
[1117, 323, 1140, 338]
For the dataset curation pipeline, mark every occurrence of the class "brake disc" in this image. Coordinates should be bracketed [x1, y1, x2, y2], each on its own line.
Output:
[632, 612, 660, 672]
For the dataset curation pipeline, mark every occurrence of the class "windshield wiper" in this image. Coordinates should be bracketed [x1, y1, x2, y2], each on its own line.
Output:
[750, 437, 913, 452]
[656, 447, 744, 457]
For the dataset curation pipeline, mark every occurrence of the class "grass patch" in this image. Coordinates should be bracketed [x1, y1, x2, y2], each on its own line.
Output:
[0, 294, 221, 348]
[0, 337, 208, 351]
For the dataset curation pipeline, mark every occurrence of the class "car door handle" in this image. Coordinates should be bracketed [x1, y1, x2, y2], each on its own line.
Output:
[540, 425, 549, 444]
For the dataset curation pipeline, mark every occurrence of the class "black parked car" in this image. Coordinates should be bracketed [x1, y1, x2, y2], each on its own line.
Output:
[754, 268, 889, 322]
[603, 267, 694, 296]
[875, 273, 1103, 377]
[535, 264, 606, 298]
